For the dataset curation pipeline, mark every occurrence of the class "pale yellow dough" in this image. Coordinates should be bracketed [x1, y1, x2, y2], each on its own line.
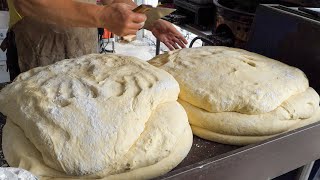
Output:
[179, 87, 320, 137]
[3, 102, 193, 179]
[0, 54, 193, 179]
[191, 108, 320, 146]
[148, 46, 320, 145]
[149, 46, 309, 114]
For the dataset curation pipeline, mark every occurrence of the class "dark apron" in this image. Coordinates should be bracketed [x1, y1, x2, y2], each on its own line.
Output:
[3, 0, 98, 80]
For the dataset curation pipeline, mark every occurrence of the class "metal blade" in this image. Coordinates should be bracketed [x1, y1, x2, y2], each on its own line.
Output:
[133, 5, 176, 28]
[144, 7, 176, 27]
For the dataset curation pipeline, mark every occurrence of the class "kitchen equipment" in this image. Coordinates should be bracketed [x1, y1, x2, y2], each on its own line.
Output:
[188, 0, 212, 5]
[173, 0, 215, 30]
[280, 0, 320, 7]
[209, 0, 280, 48]
[298, 7, 320, 17]
[246, 4, 320, 94]
[211, 0, 255, 48]
[173, 0, 280, 48]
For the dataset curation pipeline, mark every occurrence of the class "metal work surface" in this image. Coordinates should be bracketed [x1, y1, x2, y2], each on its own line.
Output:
[158, 123, 320, 180]
[1, 83, 320, 179]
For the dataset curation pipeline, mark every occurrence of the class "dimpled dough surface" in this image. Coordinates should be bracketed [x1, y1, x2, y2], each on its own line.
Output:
[0, 54, 192, 178]
[148, 46, 309, 114]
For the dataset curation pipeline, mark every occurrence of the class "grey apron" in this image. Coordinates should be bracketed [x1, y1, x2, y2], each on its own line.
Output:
[12, 0, 98, 73]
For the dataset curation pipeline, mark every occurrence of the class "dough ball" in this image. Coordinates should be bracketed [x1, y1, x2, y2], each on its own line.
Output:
[0, 54, 192, 179]
[149, 46, 320, 145]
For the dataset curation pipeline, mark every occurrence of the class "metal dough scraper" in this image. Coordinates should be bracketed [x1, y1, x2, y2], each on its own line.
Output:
[133, 5, 176, 28]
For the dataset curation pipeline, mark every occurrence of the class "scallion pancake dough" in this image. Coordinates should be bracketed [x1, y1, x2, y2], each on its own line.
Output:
[0, 54, 193, 179]
[148, 46, 309, 115]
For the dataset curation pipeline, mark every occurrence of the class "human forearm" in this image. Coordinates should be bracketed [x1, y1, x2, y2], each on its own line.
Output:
[13, 0, 106, 27]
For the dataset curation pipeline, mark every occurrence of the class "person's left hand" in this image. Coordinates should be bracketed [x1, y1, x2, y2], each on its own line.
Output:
[148, 19, 188, 50]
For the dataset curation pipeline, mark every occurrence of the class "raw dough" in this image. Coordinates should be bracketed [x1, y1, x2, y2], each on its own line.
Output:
[149, 46, 320, 145]
[0, 54, 192, 178]
[179, 87, 320, 136]
[148, 46, 309, 114]
[3, 102, 193, 179]
[191, 107, 320, 146]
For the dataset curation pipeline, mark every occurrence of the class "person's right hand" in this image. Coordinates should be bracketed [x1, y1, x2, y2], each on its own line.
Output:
[101, 3, 146, 36]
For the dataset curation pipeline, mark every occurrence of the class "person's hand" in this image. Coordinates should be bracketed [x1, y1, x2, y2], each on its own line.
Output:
[101, 3, 146, 36]
[148, 19, 188, 50]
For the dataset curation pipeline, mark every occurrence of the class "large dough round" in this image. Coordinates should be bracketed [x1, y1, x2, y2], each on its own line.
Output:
[148, 46, 309, 114]
[179, 87, 320, 137]
[3, 102, 193, 179]
[0, 54, 191, 178]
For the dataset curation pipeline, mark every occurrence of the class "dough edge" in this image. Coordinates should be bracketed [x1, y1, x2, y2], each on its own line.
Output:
[178, 87, 320, 137]
[191, 108, 320, 145]
[3, 119, 193, 180]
